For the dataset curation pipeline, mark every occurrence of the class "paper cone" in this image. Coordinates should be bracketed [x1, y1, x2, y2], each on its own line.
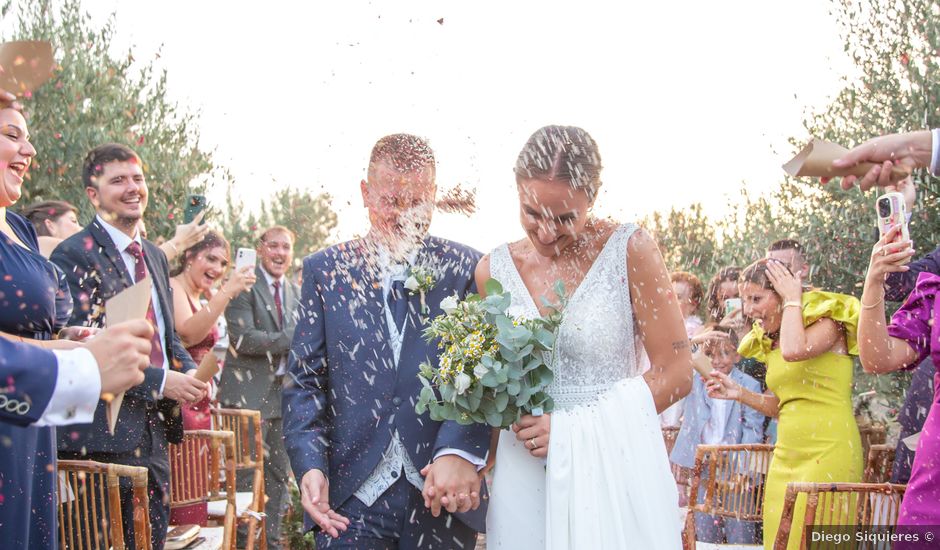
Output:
[0, 41, 54, 96]
[104, 278, 153, 435]
[902, 431, 921, 451]
[194, 352, 220, 384]
[783, 139, 911, 183]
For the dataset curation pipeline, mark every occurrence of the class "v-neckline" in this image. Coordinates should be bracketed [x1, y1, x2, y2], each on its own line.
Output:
[503, 224, 624, 319]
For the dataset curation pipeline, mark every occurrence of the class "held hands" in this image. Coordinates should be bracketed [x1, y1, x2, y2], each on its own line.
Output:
[299, 469, 349, 538]
[866, 224, 914, 283]
[765, 260, 802, 304]
[163, 370, 208, 404]
[705, 370, 742, 401]
[420, 455, 482, 517]
[513, 413, 551, 458]
[85, 319, 152, 397]
[222, 265, 256, 297]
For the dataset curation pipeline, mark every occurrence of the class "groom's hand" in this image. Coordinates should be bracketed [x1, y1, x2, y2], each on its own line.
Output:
[420, 455, 481, 517]
[300, 469, 350, 538]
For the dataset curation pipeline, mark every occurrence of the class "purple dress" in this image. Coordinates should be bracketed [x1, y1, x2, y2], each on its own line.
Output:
[886, 271, 940, 528]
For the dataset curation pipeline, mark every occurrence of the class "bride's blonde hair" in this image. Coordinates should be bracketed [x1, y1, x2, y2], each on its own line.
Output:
[514, 125, 603, 201]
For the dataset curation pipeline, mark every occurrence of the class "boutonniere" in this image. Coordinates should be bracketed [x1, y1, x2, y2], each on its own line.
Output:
[404, 264, 436, 315]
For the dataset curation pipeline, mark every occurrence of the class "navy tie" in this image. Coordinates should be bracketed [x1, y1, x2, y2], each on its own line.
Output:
[387, 279, 408, 333]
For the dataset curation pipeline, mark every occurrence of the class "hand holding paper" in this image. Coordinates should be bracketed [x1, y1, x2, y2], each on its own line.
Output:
[103, 278, 153, 434]
[85, 320, 153, 397]
[784, 139, 911, 188]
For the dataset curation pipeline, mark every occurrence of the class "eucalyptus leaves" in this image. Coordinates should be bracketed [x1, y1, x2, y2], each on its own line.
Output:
[415, 278, 563, 428]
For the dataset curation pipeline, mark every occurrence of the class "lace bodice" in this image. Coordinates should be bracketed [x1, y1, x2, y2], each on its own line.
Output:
[489, 224, 644, 410]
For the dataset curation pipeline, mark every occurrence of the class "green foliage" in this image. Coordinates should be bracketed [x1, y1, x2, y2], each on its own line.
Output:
[6, 0, 217, 239]
[644, 0, 940, 414]
[221, 183, 338, 265]
[282, 483, 316, 549]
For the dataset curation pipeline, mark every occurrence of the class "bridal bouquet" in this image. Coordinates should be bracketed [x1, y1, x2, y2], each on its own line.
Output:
[415, 279, 562, 429]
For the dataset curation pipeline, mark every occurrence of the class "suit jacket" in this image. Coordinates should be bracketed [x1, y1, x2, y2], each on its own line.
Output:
[282, 236, 491, 532]
[50, 218, 196, 454]
[0, 339, 57, 427]
[218, 266, 299, 419]
[670, 368, 765, 469]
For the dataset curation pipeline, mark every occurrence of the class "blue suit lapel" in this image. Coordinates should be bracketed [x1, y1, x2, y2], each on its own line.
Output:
[344, 252, 397, 374]
[89, 219, 134, 288]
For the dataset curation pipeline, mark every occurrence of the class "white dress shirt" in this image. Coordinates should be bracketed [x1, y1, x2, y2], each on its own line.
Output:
[702, 396, 732, 445]
[96, 215, 170, 393]
[259, 267, 288, 376]
[33, 348, 101, 427]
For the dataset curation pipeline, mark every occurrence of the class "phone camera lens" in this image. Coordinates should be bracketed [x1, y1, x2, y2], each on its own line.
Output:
[878, 198, 891, 218]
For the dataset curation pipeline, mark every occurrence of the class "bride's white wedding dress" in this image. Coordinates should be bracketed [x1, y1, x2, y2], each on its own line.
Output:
[485, 223, 681, 550]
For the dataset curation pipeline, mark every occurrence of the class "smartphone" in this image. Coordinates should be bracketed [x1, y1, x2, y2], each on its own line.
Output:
[724, 298, 742, 316]
[235, 248, 257, 272]
[183, 194, 207, 225]
[876, 191, 911, 264]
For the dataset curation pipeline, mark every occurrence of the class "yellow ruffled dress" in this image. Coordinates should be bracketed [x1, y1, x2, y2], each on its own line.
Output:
[737, 291, 863, 550]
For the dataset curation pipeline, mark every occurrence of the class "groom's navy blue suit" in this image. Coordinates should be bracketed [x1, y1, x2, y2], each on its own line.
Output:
[283, 236, 490, 546]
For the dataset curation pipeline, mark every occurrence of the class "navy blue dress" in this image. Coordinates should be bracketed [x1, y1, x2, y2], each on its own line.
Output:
[0, 210, 73, 549]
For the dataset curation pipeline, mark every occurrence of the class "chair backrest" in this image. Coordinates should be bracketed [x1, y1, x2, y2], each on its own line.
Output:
[864, 444, 896, 483]
[683, 444, 775, 547]
[169, 430, 237, 549]
[57, 459, 151, 550]
[662, 426, 681, 456]
[211, 408, 264, 472]
[773, 482, 906, 550]
[858, 422, 886, 461]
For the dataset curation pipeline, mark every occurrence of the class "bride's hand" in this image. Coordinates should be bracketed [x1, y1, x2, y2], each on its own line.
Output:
[513, 413, 551, 458]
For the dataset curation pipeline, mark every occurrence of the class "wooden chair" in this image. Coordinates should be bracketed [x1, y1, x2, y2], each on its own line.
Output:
[857, 422, 886, 463]
[864, 444, 896, 483]
[683, 444, 774, 549]
[211, 407, 267, 550]
[772, 482, 906, 550]
[169, 430, 238, 550]
[663, 426, 681, 456]
[57, 459, 151, 550]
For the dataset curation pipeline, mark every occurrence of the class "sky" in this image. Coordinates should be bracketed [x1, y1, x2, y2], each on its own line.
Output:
[32, 0, 855, 252]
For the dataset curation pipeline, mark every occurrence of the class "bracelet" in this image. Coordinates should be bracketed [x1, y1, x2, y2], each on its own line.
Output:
[861, 297, 884, 310]
[783, 301, 802, 310]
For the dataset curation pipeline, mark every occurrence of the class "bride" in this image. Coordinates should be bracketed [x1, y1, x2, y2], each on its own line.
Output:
[477, 125, 692, 549]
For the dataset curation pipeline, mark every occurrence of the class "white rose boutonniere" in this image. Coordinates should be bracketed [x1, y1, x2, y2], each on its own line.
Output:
[439, 294, 459, 315]
[406, 265, 436, 315]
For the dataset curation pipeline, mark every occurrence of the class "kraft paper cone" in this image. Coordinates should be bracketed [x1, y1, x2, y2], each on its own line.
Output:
[0, 41, 54, 95]
[104, 278, 153, 435]
[194, 352, 219, 384]
[783, 139, 911, 182]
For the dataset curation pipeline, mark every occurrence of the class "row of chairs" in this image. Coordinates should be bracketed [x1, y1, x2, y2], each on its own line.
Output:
[56, 408, 268, 550]
[680, 443, 904, 550]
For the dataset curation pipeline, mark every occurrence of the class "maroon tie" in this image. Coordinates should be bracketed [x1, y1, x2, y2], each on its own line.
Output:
[272, 280, 284, 327]
[125, 241, 165, 368]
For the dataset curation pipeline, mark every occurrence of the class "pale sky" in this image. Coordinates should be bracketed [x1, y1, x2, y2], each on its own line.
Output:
[28, 1, 854, 253]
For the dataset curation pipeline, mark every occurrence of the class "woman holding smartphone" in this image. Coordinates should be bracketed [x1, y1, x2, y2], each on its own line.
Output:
[168, 230, 254, 524]
[858, 224, 940, 531]
[705, 258, 862, 549]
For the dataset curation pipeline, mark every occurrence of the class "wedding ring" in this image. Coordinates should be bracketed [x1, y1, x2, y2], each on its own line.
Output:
[527, 438, 538, 450]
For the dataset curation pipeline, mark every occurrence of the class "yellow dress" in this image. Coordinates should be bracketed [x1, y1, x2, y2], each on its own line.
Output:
[738, 291, 863, 550]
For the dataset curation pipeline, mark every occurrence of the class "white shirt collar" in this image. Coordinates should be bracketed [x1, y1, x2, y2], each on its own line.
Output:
[260, 266, 284, 288]
[96, 214, 141, 252]
[375, 242, 420, 279]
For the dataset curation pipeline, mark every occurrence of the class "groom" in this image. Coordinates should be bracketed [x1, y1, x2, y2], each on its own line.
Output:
[282, 134, 490, 549]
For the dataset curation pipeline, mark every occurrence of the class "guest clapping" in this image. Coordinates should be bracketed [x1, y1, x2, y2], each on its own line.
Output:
[20, 200, 81, 257]
[705, 259, 862, 550]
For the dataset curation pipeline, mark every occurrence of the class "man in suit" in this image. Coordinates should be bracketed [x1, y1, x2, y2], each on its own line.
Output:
[671, 327, 765, 544]
[50, 143, 207, 550]
[283, 134, 490, 549]
[218, 225, 299, 549]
